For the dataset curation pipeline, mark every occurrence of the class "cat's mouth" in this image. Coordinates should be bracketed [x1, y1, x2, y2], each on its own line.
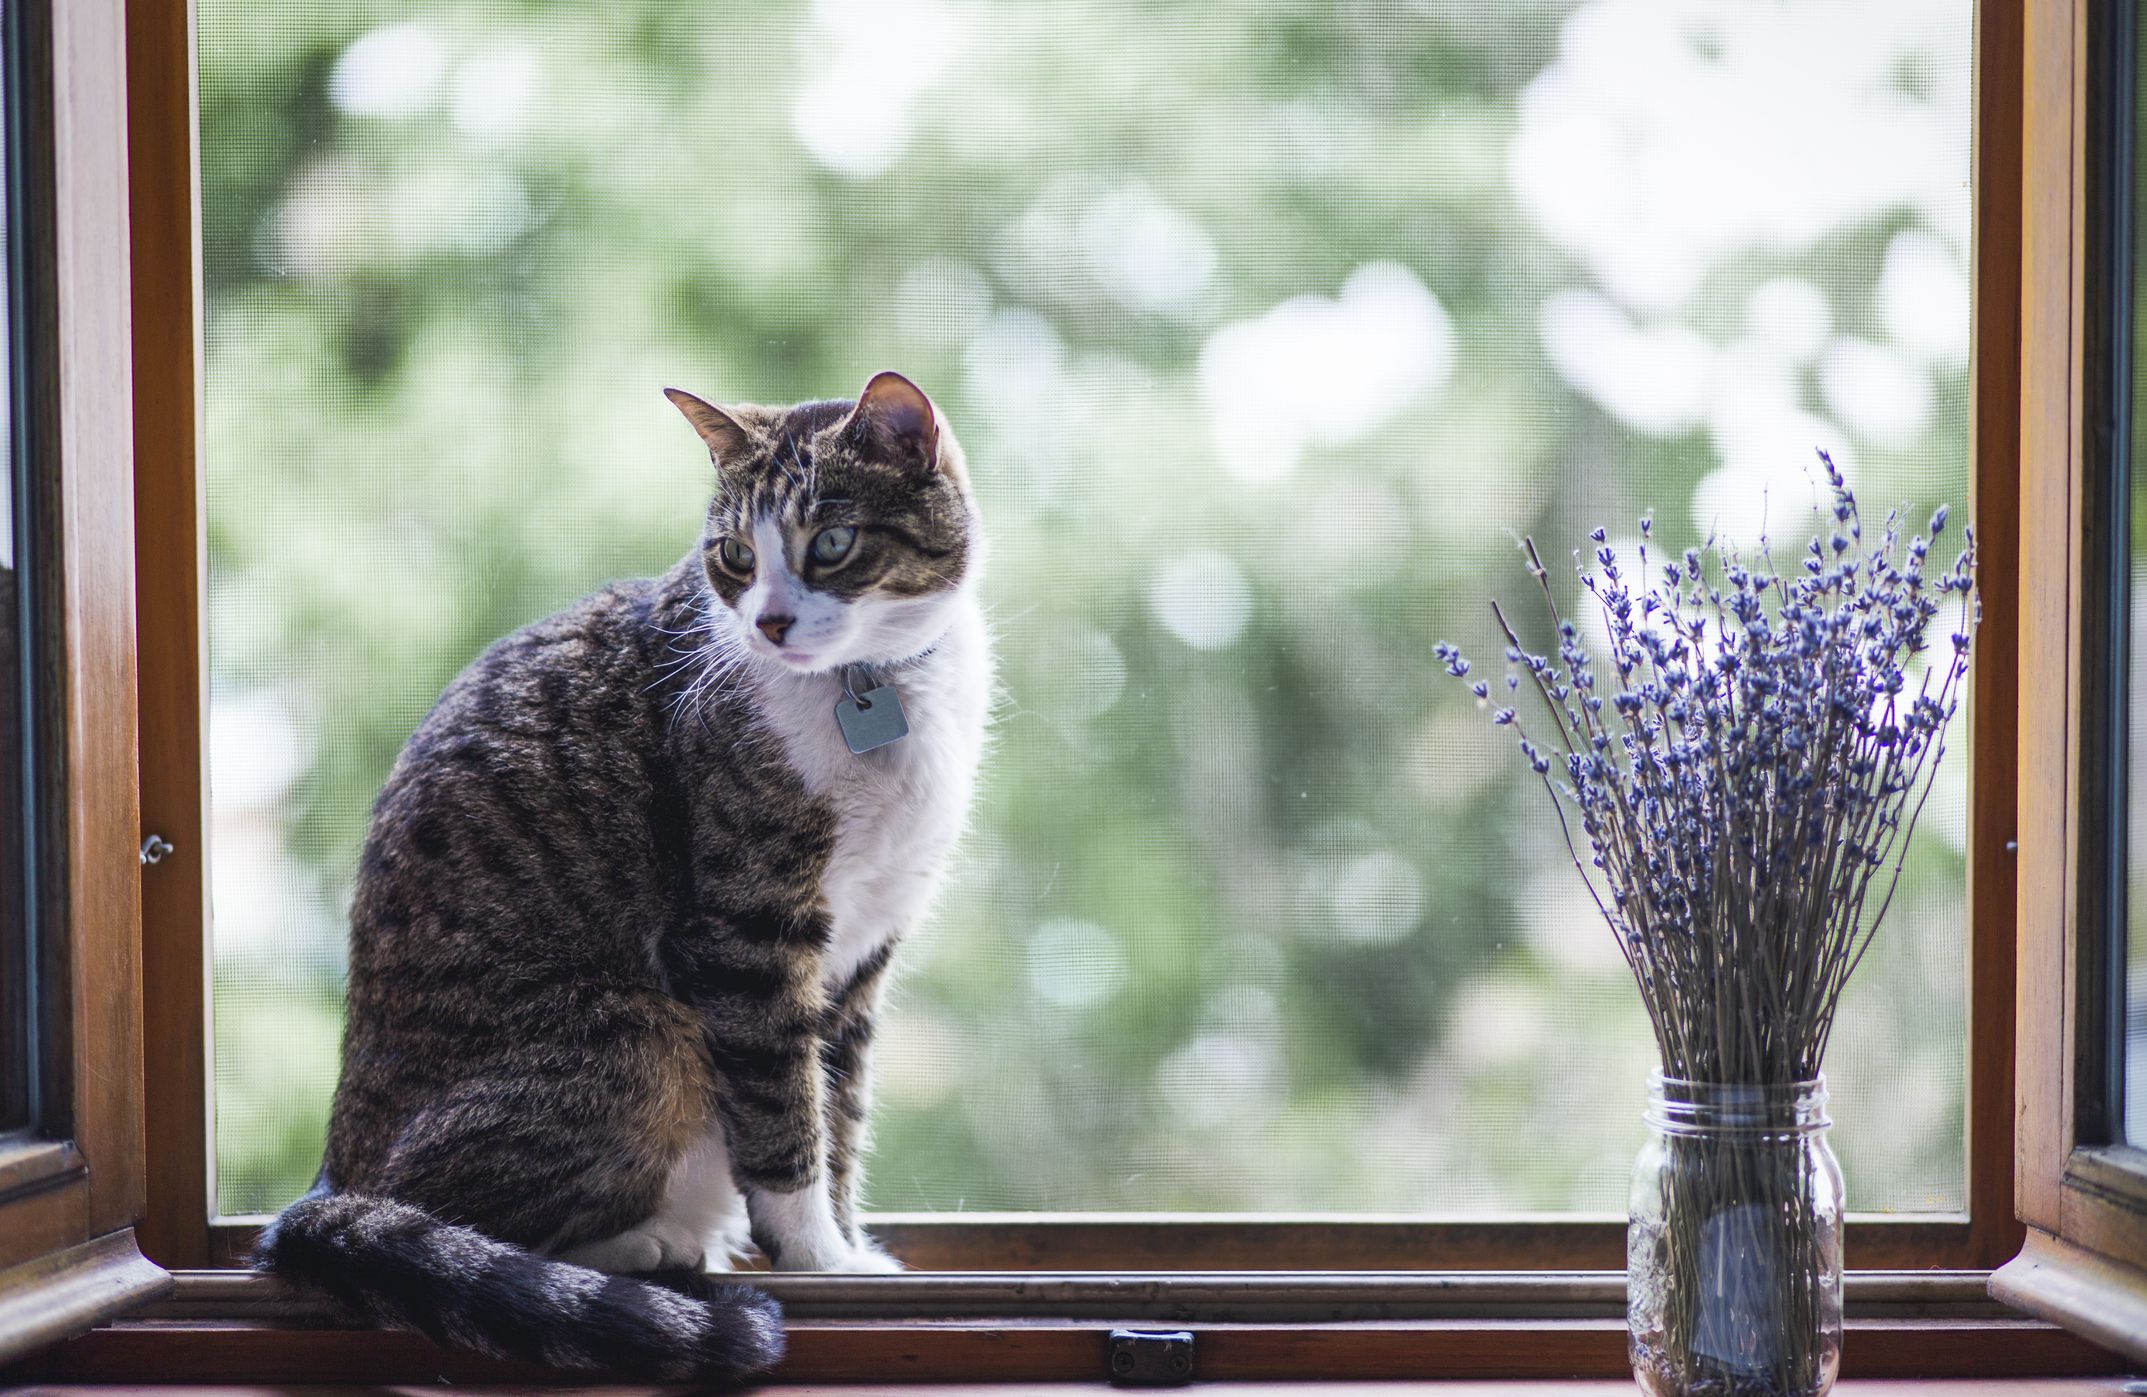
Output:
[772, 646, 827, 671]
[741, 630, 826, 669]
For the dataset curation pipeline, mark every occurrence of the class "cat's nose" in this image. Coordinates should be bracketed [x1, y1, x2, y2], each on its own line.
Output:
[757, 614, 795, 646]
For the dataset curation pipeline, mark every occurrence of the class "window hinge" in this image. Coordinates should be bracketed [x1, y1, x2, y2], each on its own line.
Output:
[1108, 1329, 1194, 1387]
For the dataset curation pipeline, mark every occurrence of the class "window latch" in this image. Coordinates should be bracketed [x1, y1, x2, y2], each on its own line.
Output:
[1108, 1329, 1193, 1387]
[140, 834, 175, 865]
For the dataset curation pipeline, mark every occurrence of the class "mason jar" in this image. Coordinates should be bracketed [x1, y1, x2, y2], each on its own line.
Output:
[1628, 1075, 1845, 1397]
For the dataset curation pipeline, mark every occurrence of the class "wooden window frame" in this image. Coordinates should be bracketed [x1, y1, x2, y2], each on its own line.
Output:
[128, 0, 2035, 1283]
[1988, 0, 2147, 1364]
[0, 0, 173, 1368]
[3, 0, 2130, 1382]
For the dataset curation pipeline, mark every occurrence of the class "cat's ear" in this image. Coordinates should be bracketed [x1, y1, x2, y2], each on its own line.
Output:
[663, 388, 753, 464]
[843, 371, 940, 472]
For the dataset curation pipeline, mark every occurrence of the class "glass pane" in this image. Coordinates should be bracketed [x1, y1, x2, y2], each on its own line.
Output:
[0, 0, 25, 1137]
[204, 1, 1973, 1217]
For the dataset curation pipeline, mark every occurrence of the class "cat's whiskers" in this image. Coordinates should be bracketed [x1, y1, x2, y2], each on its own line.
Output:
[645, 618, 716, 639]
[645, 642, 712, 694]
[667, 620, 755, 734]
[791, 437, 822, 501]
[763, 438, 806, 500]
[644, 608, 720, 697]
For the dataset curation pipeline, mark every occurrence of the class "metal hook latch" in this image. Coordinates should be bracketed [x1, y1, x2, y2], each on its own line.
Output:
[1107, 1330, 1193, 1386]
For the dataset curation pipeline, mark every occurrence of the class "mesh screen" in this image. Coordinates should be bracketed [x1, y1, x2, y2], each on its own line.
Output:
[205, 0, 1974, 1216]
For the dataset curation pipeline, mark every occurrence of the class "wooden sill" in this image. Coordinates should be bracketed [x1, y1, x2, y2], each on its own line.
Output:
[0, 1230, 173, 1368]
[152, 1266, 2012, 1323]
[1992, 1229, 2147, 1366]
[1, 1269, 2128, 1384]
[204, 1212, 1987, 1272]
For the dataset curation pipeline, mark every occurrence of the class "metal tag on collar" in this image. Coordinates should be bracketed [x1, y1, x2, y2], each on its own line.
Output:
[835, 666, 909, 755]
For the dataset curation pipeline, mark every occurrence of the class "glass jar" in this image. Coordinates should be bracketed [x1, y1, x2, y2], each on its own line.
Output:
[1628, 1075, 1845, 1397]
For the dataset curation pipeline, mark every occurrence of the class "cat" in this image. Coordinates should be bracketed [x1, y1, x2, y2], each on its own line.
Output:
[255, 371, 992, 1384]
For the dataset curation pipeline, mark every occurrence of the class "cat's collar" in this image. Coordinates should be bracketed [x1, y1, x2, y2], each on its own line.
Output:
[870, 631, 948, 675]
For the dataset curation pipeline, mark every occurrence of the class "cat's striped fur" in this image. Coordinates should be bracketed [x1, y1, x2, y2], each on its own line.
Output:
[257, 373, 990, 1383]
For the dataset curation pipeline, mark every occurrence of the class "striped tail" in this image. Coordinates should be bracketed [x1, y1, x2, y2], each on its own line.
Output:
[255, 1191, 783, 1384]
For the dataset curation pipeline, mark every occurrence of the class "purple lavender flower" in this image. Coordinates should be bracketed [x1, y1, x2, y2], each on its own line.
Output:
[1436, 453, 1980, 1083]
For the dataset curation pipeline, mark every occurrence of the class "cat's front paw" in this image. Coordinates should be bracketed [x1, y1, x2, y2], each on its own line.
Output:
[750, 1186, 903, 1271]
[764, 1234, 844, 1272]
[839, 1236, 903, 1274]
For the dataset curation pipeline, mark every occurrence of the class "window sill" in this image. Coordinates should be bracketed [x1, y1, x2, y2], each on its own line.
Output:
[0, 1230, 172, 1369]
[0, 1269, 2128, 1384]
[203, 1212, 1992, 1271]
[153, 1266, 2011, 1323]
[1992, 1230, 2147, 1366]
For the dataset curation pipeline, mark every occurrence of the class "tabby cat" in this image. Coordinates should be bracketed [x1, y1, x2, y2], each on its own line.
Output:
[256, 372, 991, 1384]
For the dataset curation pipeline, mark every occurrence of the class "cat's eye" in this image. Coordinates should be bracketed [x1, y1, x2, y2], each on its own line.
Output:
[718, 536, 756, 575]
[811, 525, 858, 566]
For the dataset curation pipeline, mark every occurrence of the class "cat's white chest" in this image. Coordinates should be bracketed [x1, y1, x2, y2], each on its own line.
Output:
[755, 603, 990, 992]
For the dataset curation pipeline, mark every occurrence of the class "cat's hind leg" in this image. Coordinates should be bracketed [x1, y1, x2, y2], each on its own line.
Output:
[557, 1127, 749, 1275]
[370, 986, 717, 1267]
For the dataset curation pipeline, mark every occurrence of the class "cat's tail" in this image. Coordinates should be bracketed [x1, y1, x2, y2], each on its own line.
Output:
[254, 1190, 783, 1385]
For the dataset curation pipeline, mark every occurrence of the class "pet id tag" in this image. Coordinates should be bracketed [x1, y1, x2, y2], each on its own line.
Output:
[836, 668, 909, 755]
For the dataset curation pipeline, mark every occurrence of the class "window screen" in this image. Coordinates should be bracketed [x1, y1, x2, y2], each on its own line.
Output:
[204, 0, 1975, 1217]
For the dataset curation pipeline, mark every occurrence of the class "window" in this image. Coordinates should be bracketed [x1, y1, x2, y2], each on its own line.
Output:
[1988, 0, 2147, 1365]
[0, 0, 169, 1363]
[194, 0, 1985, 1253]
[10, 0, 2142, 1384]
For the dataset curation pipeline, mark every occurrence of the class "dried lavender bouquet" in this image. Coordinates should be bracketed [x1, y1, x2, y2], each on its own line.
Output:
[1437, 454, 1977, 1396]
[1438, 453, 1976, 1083]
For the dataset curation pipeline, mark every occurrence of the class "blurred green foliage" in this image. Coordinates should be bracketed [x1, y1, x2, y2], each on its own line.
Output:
[204, 0, 1974, 1219]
